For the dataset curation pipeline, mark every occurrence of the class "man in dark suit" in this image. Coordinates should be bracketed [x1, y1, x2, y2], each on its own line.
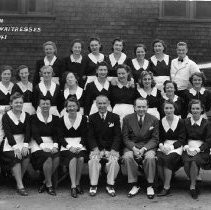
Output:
[88, 95, 121, 197]
[122, 97, 159, 199]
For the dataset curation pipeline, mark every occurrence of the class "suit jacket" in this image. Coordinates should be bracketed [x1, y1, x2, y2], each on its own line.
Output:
[88, 111, 121, 151]
[122, 112, 159, 151]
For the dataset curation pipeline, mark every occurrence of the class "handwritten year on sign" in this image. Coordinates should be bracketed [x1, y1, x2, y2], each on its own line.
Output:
[0, 18, 41, 40]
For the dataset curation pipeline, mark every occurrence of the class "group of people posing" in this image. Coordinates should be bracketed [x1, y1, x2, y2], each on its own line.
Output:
[0, 37, 210, 201]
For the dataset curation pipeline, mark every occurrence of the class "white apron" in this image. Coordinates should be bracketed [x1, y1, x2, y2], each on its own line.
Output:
[60, 137, 85, 151]
[163, 140, 183, 156]
[154, 76, 170, 91]
[30, 136, 54, 153]
[3, 134, 25, 152]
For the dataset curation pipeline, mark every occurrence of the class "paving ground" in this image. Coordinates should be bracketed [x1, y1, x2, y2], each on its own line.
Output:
[0, 168, 211, 210]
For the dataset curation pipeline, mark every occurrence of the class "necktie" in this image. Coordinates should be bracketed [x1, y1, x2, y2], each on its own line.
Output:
[138, 118, 142, 129]
[101, 113, 105, 122]
[178, 58, 183, 62]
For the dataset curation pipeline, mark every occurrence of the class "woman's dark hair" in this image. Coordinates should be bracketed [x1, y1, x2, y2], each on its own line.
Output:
[96, 61, 109, 72]
[163, 80, 178, 93]
[39, 96, 52, 105]
[188, 99, 204, 114]
[162, 100, 177, 112]
[112, 37, 125, 52]
[138, 70, 156, 88]
[64, 96, 80, 112]
[152, 39, 166, 53]
[133, 43, 147, 56]
[70, 39, 84, 54]
[61, 71, 79, 87]
[88, 37, 103, 52]
[0, 65, 12, 76]
[116, 64, 132, 81]
[16, 65, 30, 81]
[189, 72, 206, 86]
[10, 92, 23, 103]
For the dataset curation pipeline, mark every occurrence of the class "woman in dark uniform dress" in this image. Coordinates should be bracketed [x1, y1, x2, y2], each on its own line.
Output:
[60, 72, 84, 116]
[110, 64, 136, 126]
[33, 65, 61, 116]
[105, 37, 130, 79]
[160, 80, 185, 119]
[33, 41, 64, 86]
[84, 61, 112, 116]
[12, 65, 35, 115]
[62, 39, 86, 88]
[182, 99, 211, 199]
[148, 39, 171, 91]
[2, 92, 30, 196]
[84, 37, 105, 85]
[157, 100, 186, 196]
[136, 70, 162, 119]
[183, 72, 211, 119]
[59, 97, 88, 198]
[0, 65, 14, 142]
[30, 97, 60, 196]
[128, 43, 149, 84]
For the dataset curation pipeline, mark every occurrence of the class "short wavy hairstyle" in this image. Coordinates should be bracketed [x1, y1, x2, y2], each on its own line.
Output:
[88, 36, 103, 52]
[189, 72, 206, 87]
[133, 43, 147, 56]
[138, 70, 156, 88]
[43, 41, 57, 54]
[163, 80, 178, 93]
[152, 39, 167, 53]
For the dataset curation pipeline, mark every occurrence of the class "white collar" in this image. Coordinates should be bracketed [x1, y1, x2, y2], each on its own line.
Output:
[109, 52, 127, 67]
[37, 111, 52, 123]
[132, 58, 149, 71]
[94, 78, 110, 91]
[44, 55, 57, 66]
[117, 81, 130, 89]
[88, 53, 104, 64]
[190, 116, 203, 126]
[64, 86, 83, 99]
[137, 86, 157, 98]
[137, 114, 145, 122]
[38, 81, 56, 96]
[99, 111, 107, 119]
[7, 110, 26, 125]
[162, 115, 180, 132]
[189, 87, 205, 96]
[150, 54, 169, 66]
[70, 54, 82, 63]
[64, 112, 82, 130]
[17, 81, 32, 92]
[0, 82, 13, 95]
[162, 94, 178, 102]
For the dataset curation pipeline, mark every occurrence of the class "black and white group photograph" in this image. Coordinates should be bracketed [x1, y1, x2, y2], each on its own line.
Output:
[1, 0, 211, 209]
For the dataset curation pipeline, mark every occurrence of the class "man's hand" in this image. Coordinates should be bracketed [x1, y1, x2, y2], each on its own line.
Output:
[132, 146, 140, 157]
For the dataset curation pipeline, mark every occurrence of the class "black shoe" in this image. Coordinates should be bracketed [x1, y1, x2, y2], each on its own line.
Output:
[89, 186, 97, 196]
[157, 188, 170, 197]
[190, 189, 198, 199]
[46, 186, 56, 196]
[38, 183, 46, 193]
[71, 188, 77, 198]
[106, 185, 116, 197]
[76, 185, 84, 194]
[17, 188, 28, 196]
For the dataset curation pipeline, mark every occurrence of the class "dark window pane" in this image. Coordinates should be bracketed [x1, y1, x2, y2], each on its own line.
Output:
[163, 1, 187, 17]
[196, 1, 211, 19]
[28, 0, 52, 13]
[0, 0, 19, 12]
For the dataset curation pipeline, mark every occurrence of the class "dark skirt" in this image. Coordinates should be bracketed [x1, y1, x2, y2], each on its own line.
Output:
[1, 151, 29, 169]
[31, 150, 59, 171]
[182, 151, 210, 167]
[60, 150, 87, 167]
[157, 151, 182, 171]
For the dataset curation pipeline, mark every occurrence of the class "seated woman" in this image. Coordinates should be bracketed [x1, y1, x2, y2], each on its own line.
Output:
[60, 72, 84, 116]
[12, 65, 35, 115]
[182, 99, 211, 199]
[160, 80, 185, 119]
[30, 97, 60, 196]
[59, 97, 88, 198]
[33, 65, 61, 116]
[157, 100, 185, 196]
[2, 92, 30, 196]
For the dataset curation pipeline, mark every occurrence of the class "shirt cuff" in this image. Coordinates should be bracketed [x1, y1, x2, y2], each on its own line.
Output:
[183, 145, 189, 151]
[23, 143, 29, 148]
[195, 147, 200, 153]
[66, 144, 71, 150]
[40, 143, 45, 150]
[53, 143, 58, 148]
[143, 147, 147, 151]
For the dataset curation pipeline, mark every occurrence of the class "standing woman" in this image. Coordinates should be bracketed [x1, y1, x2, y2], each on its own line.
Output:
[62, 39, 86, 88]
[33, 65, 61, 116]
[105, 38, 130, 78]
[149, 39, 171, 91]
[183, 99, 211, 199]
[157, 100, 185, 196]
[183, 72, 211, 119]
[2, 92, 30, 196]
[136, 71, 162, 119]
[84, 61, 112, 116]
[129, 44, 149, 84]
[60, 72, 84, 116]
[33, 41, 64, 86]
[12, 65, 35, 115]
[84, 37, 105, 85]
[59, 97, 88, 198]
[0, 65, 14, 142]
[110, 64, 136, 126]
[30, 97, 60, 196]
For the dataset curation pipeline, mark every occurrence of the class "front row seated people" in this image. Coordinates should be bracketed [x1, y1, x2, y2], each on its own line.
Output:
[122, 97, 159, 199]
[87, 95, 121, 197]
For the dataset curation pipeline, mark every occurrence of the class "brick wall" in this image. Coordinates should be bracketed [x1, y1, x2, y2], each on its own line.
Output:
[0, 0, 211, 76]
